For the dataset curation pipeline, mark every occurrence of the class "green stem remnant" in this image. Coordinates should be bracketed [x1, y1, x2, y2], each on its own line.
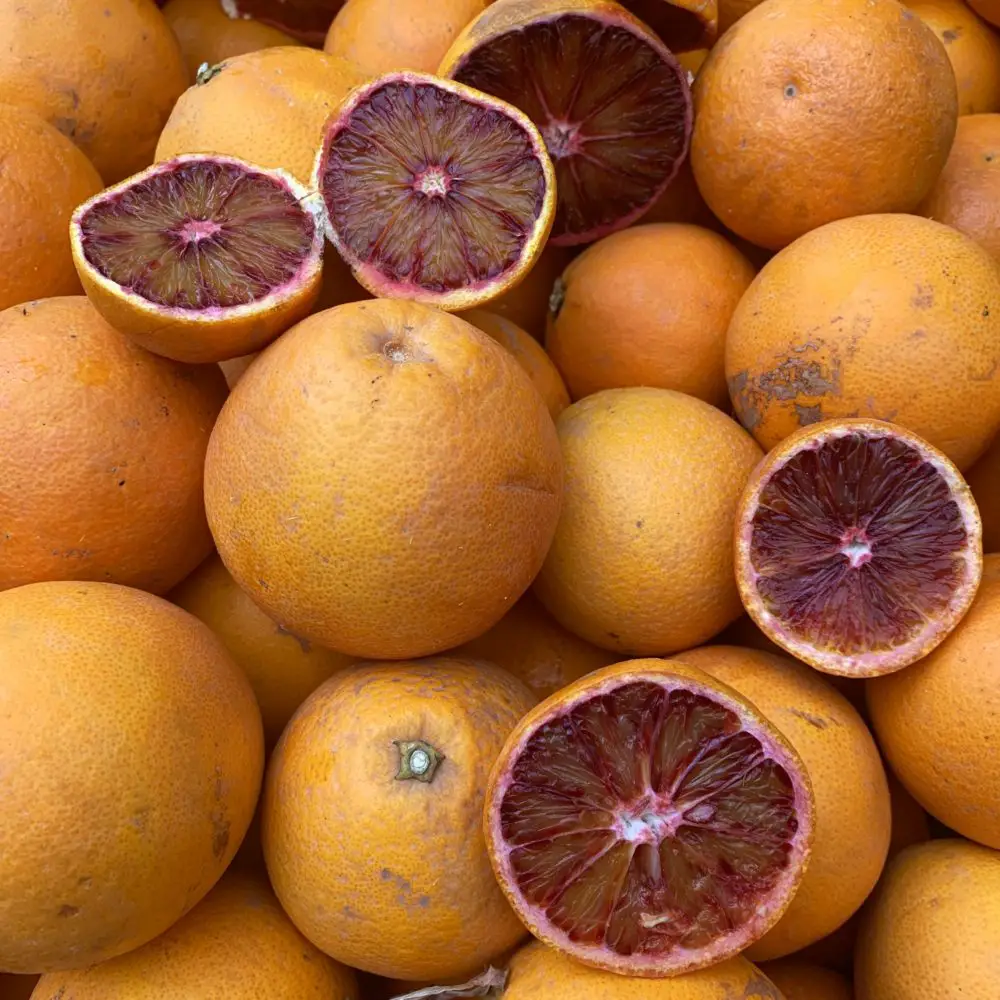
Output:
[393, 739, 445, 783]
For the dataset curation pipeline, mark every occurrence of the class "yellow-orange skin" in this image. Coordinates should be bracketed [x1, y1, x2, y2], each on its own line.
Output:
[534, 387, 762, 655]
[0, 296, 227, 595]
[0, 582, 264, 974]
[546, 223, 755, 408]
[757, 960, 851, 1000]
[487, 242, 575, 339]
[677, 646, 891, 960]
[32, 874, 356, 1000]
[726, 214, 1000, 470]
[262, 658, 537, 981]
[205, 299, 563, 659]
[970, 0, 1000, 27]
[692, 0, 957, 250]
[0, 104, 102, 311]
[0, 0, 187, 183]
[155, 47, 366, 185]
[855, 839, 1000, 999]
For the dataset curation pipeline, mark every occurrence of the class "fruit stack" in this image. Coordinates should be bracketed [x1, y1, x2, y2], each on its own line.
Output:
[2, 0, 1000, 999]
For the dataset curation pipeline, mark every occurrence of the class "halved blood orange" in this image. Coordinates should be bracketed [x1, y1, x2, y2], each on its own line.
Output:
[438, 0, 692, 246]
[735, 418, 983, 678]
[70, 153, 325, 364]
[313, 71, 555, 310]
[485, 658, 815, 978]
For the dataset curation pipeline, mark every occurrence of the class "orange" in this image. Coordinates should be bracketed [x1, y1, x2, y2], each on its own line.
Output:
[31, 873, 356, 1000]
[487, 242, 576, 340]
[546, 223, 755, 407]
[0, 296, 227, 595]
[718, 0, 761, 31]
[887, 770, 931, 858]
[0, 581, 264, 974]
[219, 353, 258, 390]
[756, 961, 851, 1000]
[0, 104, 102, 312]
[262, 658, 537, 981]
[691, 0, 958, 249]
[677, 645, 891, 959]
[725, 213, 1000, 471]
[0, 0, 188, 182]
[640, 159, 715, 228]
[534, 387, 762, 655]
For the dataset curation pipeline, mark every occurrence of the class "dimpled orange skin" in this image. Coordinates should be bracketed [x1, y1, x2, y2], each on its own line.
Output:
[0, 104, 102, 312]
[726, 214, 1000, 470]
[677, 645, 891, 960]
[756, 961, 851, 1000]
[204, 299, 563, 660]
[533, 387, 762, 655]
[262, 658, 537, 981]
[31, 873, 357, 1000]
[691, 0, 957, 250]
[546, 223, 755, 408]
[0, 297, 227, 595]
[0, 582, 264, 974]
[155, 47, 366, 184]
[0, 0, 187, 183]
[855, 839, 1000, 1000]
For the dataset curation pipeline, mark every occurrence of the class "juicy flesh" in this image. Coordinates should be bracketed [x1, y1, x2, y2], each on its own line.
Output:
[749, 432, 970, 655]
[450, 15, 690, 242]
[321, 81, 548, 294]
[79, 161, 316, 311]
[499, 683, 798, 957]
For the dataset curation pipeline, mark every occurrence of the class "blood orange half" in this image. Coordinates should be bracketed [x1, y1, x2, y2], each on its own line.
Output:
[313, 71, 556, 310]
[735, 418, 983, 678]
[484, 658, 815, 978]
[439, 0, 692, 246]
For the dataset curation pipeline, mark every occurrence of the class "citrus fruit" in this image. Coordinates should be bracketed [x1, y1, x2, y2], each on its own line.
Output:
[0, 977, 37, 1000]
[735, 418, 982, 677]
[756, 961, 851, 1000]
[966, 434, 1000, 551]
[969, 0, 1000, 27]
[70, 154, 325, 365]
[618, 0, 717, 51]
[866, 580, 1000, 848]
[675, 645, 891, 959]
[546, 223, 755, 407]
[984, 551, 1000, 582]
[439, 0, 693, 246]
[0, 104, 102, 312]
[205, 298, 563, 659]
[0, 581, 264, 974]
[487, 242, 575, 339]
[534, 387, 763, 655]
[263, 658, 537, 980]
[0, 0, 188, 182]
[324, 0, 489, 77]
[725, 213, 1000, 470]
[639, 159, 715, 228]
[717, 0, 760, 31]
[169, 553, 355, 746]
[485, 657, 814, 976]
[691, 0, 958, 250]
[314, 71, 555, 310]
[887, 771, 931, 859]
[219, 353, 258, 390]
[787, 915, 858, 976]
[0, 296, 227, 595]
[155, 46, 366, 185]
[221, 0, 345, 44]
[855, 839, 1000, 1000]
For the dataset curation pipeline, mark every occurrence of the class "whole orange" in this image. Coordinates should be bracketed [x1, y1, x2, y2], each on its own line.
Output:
[533, 388, 763, 655]
[966, 430, 1000, 550]
[757, 961, 851, 1000]
[0, 0, 188, 182]
[205, 299, 563, 659]
[725, 213, 1000, 470]
[0, 582, 264, 974]
[0, 297, 227, 595]
[546, 223, 755, 407]
[262, 658, 537, 981]
[691, 0, 958, 249]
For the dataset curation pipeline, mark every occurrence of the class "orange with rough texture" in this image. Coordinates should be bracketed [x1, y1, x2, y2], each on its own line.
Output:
[691, 0, 958, 250]
[262, 658, 537, 981]
[677, 645, 891, 959]
[966, 432, 1000, 550]
[31, 873, 356, 1000]
[170, 554, 355, 746]
[546, 223, 755, 407]
[534, 387, 762, 655]
[487, 242, 575, 340]
[155, 46, 366, 184]
[0, 582, 264, 974]
[726, 214, 1000, 470]
[757, 961, 851, 1000]
[205, 299, 563, 659]
[969, 0, 1000, 27]
[0, 0, 188, 182]
[0, 104, 102, 312]
[855, 839, 1000, 1000]
[0, 296, 227, 595]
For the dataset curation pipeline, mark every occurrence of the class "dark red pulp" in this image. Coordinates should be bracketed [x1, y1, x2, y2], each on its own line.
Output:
[499, 682, 799, 957]
[220, 0, 346, 45]
[621, 0, 710, 51]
